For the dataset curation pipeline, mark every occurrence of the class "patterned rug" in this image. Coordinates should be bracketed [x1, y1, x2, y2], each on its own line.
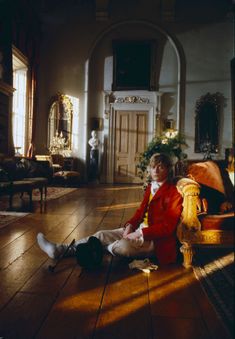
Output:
[25, 186, 78, 201]
[193, 247, 234, 339]
[0, 212, 29, 229]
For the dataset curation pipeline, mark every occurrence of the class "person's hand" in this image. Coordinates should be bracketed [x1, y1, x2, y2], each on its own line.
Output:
[123, 223, 133, 238]
[125, 229, 144, 246]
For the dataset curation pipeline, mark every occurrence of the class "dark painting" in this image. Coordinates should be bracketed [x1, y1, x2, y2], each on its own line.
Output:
[112, 40, 156, 91]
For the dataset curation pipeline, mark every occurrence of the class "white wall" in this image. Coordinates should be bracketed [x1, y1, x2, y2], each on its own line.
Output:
[178, 21, 233, 159]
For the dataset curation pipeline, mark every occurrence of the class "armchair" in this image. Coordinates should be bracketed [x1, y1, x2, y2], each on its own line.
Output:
[50, 154, 80, 186]
[176, 160, 234, 268]
[50, 154, 64, 172]
[35, 154, 80, 186]
[0, 157, 49, 209]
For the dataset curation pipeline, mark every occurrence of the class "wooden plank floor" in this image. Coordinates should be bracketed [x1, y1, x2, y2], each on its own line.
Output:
[0, 185, 230, 339]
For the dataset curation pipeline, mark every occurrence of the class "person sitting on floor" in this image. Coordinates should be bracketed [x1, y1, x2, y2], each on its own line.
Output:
[37, 153, 183, 265]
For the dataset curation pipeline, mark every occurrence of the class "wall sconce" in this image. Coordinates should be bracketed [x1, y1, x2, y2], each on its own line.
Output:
[104, 91, 111, 119]
[103, 91, 115, 119]
[90, 117, 103, 131]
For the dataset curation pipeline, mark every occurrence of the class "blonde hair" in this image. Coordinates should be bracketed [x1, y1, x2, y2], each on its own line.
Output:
[149, 153, 172, 169]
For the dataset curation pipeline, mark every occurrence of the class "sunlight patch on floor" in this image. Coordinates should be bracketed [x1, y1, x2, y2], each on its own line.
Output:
[96, 202, 141, 211]
[55, 268, 193, 327]
[195, 252, 234, 276]
[104, 186, 142, 191]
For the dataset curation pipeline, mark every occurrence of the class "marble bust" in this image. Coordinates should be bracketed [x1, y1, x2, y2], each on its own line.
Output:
[88, 130, 99, 150]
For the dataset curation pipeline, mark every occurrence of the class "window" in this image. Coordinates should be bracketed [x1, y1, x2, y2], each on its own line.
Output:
[12, 47, 28, 156]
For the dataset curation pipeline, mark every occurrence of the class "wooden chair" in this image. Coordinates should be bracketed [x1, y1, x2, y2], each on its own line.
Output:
[176, 160, 234, 268]
[50, 154, 64, 172]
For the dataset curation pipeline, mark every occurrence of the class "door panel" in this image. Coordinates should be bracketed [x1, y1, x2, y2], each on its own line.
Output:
[118, 114, 129, 153]
[114, 110, 148, 183]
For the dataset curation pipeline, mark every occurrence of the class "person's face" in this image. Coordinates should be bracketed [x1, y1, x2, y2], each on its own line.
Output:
[150, 161, 169, 182]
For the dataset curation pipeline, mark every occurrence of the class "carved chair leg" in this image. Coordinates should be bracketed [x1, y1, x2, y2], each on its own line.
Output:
[180, 243, 194, 269]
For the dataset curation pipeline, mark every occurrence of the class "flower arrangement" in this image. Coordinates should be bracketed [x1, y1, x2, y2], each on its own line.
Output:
[137, 133, 188, 182]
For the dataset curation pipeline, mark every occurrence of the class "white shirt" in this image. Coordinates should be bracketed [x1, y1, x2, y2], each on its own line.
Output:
[151, 180, 166, 195]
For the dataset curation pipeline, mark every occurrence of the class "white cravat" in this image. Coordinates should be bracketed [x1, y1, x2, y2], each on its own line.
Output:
[151, 180, 167, 195]
[151, 181, 160, 195]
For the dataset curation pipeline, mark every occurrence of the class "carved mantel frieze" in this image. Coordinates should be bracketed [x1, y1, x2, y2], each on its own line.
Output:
[103, 90, 162, 120]
[114, 96, 150, 104]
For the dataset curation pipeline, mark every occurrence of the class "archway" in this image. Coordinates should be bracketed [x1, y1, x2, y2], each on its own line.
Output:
[86, 20, 186, 183]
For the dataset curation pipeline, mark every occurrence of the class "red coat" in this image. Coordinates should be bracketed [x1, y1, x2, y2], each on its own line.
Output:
[126, 181, 183, 265]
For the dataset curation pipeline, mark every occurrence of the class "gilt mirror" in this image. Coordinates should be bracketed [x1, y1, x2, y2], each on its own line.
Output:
[194, 92, 224, 156]
[48, 93, 73, 154]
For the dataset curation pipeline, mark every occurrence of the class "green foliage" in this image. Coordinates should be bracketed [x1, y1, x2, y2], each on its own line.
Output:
[137, 133, 188, 180]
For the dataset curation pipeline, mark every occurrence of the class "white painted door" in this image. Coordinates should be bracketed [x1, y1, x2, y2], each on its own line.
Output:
[114, 110, 148, 183]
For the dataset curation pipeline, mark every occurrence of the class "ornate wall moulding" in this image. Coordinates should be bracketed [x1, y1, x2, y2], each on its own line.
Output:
[114, 96, 150, 104]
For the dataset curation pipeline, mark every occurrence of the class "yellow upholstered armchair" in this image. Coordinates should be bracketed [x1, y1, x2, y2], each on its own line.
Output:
[176, 160, 234, 268]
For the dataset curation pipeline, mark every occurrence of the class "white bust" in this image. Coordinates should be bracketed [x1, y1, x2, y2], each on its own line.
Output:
[88, 130, 99, 150]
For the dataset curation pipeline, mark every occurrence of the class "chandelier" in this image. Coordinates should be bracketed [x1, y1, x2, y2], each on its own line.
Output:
[49, 131, 68, 155]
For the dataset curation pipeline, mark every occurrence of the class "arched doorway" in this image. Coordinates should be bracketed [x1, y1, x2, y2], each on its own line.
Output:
[86, 20, 186, 183]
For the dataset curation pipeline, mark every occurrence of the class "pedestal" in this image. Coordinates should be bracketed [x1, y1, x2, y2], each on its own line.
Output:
[89, 149, 99, 181]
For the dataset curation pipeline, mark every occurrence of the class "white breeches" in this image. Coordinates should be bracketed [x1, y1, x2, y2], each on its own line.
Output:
[74, 228, 155, 258]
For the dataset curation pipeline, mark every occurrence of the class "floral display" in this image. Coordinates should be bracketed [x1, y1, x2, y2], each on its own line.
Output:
[137, 132, 188, 183]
